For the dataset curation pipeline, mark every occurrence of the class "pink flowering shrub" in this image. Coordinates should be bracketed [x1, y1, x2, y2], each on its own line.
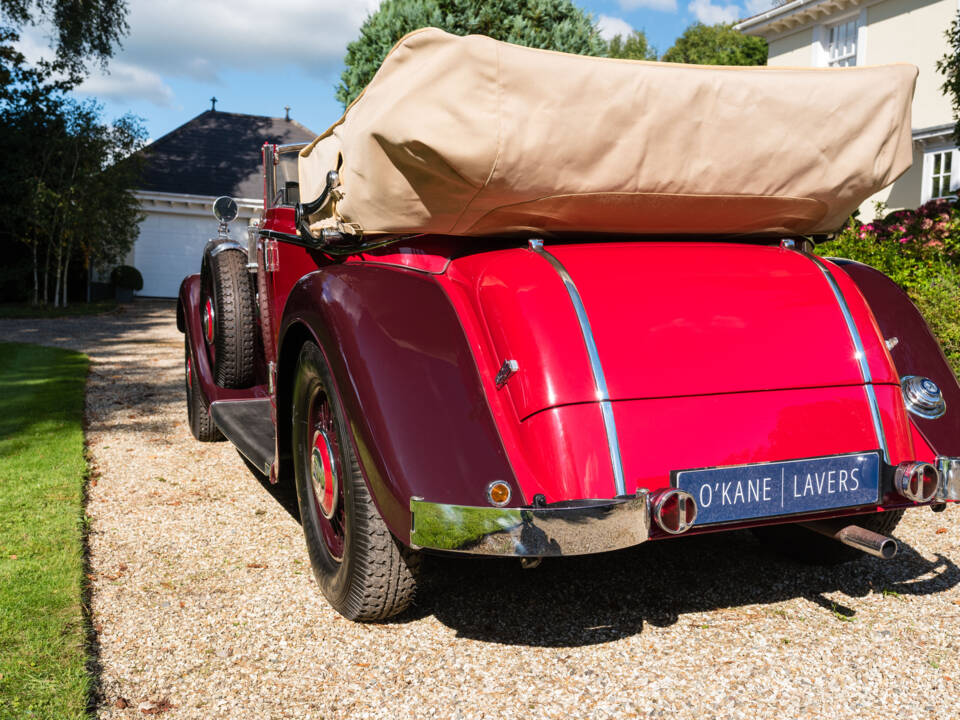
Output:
[819, 198, 960, 372]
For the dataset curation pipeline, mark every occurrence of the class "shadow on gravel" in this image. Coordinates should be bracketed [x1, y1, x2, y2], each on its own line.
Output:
[237, 442, 959, 647]
[242, 455, 301, 521]
[398, 529, 959, 648]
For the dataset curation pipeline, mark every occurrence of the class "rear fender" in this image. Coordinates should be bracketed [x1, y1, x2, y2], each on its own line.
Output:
[831, 258, 960, 459]
[278, 265, 520, 543]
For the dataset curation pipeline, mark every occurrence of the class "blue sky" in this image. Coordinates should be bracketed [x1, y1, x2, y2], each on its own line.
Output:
[19, 0, 775, 142]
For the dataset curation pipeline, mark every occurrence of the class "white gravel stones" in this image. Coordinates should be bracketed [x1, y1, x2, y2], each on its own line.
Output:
[2, 301, 959, 719]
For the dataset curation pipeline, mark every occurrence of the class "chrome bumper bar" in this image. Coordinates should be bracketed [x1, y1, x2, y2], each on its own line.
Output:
[409, 493, 651, 557]
[937, 456, 960, 502]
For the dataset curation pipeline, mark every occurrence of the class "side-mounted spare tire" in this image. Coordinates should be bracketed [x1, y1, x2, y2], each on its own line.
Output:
[200, 248, 257, 388]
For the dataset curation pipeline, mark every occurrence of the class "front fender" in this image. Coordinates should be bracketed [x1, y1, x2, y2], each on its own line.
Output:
[278, 265, 520, 543]
[831, 258, 960, 458]
[178, 274, 262, 405]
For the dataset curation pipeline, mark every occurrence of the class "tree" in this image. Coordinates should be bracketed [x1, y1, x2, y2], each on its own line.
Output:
[607, 30, 657, 61]
[0, 0, 128, 73]
[2, 88, 146, 307]
[0, 0, 135, 305]
[937, 12, 960, 144]
[661, 23, 767, 66]
[336, 0, 606, 106]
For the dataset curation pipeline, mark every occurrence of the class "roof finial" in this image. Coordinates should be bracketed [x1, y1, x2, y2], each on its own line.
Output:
[284, 105, 291, 121]
[210, 96, 217, 111]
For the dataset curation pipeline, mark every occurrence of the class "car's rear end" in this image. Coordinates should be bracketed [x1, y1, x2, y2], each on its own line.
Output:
[407, 237, 958, 559]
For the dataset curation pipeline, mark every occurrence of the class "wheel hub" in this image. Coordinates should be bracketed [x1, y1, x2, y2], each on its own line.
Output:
[202, 297, 215, 344]
[311, 429, 339, 520]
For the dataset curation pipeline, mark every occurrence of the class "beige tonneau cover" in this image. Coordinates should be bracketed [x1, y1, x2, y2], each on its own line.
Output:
[299, 28, 916, 238]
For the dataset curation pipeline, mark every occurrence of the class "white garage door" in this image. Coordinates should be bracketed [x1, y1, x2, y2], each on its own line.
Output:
[133, 212, 217, 298]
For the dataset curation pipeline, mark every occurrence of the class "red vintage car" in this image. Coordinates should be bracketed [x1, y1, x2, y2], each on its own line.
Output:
[179, 30, 958, 621]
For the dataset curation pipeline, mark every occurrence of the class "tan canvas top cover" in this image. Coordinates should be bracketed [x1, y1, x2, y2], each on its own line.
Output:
[299, 28, 917, 238]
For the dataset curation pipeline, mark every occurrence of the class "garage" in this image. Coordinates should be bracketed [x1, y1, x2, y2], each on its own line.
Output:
[131, 108, 314, 297]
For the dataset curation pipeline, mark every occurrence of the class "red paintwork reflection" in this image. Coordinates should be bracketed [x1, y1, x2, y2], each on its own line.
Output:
[517, 404, 614, 503]
[615, 386, 887, 495]
[449, 242, 903, 421]
[550, 242, 882, 402]
[451, 250, 597, 419]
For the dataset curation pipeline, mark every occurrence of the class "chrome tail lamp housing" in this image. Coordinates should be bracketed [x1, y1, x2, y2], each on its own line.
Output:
[901, 376, 946, 419]
[894, 461, 940, 503]
[652, 489, 697, 534]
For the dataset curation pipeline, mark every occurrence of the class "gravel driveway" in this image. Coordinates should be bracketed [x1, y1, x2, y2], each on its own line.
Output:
[3, 300, 960, 719]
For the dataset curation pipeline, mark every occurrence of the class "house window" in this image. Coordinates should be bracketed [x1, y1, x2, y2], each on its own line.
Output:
[827, 19, 858, 67]
[924, 148, 959, 202]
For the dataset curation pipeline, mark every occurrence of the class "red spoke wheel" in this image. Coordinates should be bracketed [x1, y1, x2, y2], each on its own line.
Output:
[292, 341, 418, 621]
[184, 332, 223, 442]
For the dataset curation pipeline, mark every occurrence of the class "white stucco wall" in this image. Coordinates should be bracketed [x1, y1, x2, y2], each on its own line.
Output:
[766, 27, 816, 66]
[760, 0, 956, 219]
[865, 0, 954, 129]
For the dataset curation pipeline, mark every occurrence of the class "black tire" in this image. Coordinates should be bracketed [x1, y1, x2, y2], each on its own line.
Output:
[753, 509, 904, 565]
[201, 249, 257, 388]
[292, 342, 418, 621]
[185, 333, 223, 442]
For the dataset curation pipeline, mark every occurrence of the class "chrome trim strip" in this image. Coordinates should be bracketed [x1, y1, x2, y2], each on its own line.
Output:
[804, 253, 890, 463]
[529, 239, 627, 496]
[277, 142, 308, 155]
[409, 494, 650, 556]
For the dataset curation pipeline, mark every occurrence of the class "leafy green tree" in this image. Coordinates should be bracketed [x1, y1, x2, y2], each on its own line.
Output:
[937, 12, 960, 144]
[0, 0, 128, 73]
[0, 0, 135, 305]
[607, 29, 657, 61]
[661, 23, 767, 66]
[336, 0, 606, 106]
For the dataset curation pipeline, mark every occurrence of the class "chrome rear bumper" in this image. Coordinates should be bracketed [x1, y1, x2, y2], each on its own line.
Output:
[409, 493, 650, 557]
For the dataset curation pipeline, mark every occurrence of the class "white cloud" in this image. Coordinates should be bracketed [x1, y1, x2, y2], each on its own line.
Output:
[687, 0, 741, 24]
[618, 0, 678, 11]
[744, 0, 776, 15]
[596, 15, 634, 42]
[79, 61, 175, 107]
[17, 0, 382, 107]
[114, 0, 380, 83]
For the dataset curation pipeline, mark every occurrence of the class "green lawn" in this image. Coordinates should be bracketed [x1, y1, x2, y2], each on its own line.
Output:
[0, 343, 91, 719]
[0, 301, 118, 319]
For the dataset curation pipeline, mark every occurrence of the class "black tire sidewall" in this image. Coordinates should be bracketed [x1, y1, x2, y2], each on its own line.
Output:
[202, 249, 256, 389]
[292, 342, 358, 609]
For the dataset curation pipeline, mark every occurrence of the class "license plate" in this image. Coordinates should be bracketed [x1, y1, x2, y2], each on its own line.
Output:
[674, 452, 880, 526]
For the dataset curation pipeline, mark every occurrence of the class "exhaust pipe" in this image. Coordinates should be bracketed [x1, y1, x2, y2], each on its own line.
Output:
[800, 520, 898, 559]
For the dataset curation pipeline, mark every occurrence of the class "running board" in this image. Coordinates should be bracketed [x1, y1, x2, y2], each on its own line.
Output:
[210, 399, 274, 475]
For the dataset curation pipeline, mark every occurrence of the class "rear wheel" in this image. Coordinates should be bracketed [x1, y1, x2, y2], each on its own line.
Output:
[292, 342, 418, 621]
[185, 334, 223, 442]
[201, 249, 257, 388]
[753, 510, 904, 565]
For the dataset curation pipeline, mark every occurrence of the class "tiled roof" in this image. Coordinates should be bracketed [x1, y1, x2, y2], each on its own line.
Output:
[137, 110, 316, 199]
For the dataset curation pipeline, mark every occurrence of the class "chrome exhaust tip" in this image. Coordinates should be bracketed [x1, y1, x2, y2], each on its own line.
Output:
[801, 520, 898, 559]
[651, 489, 697, 534]
[895, 461, 940, 503]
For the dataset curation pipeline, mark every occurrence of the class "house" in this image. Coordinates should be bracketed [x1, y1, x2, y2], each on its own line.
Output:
[130, 109, 315, 297]
[735, 0, 958, 220]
